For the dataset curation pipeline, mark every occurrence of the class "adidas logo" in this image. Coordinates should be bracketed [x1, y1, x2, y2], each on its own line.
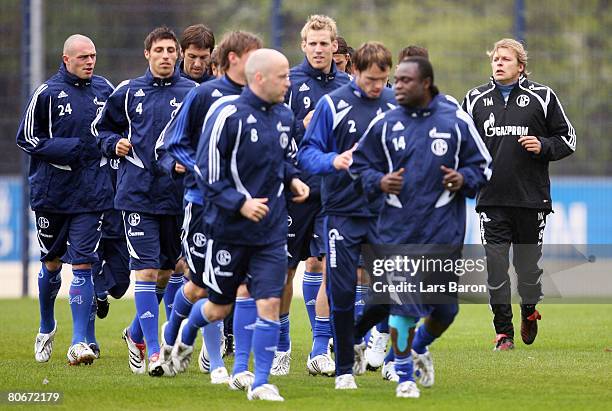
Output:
[58, 90, 68, 99]
[337, 99, 349, 110]
[139, 311, 154, 319]
[306, 299, 316, 306]
[211, 89, 223, 97]
[247, 114, 257, 124]
[299, 83, 310, 92]
[392, 121, 405, 131]
[134, 89, 145, 97]
[470, 89, 481, 96]
[265, 345, 278, 352]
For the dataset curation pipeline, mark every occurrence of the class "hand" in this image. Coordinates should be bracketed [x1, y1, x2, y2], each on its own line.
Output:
[174, 162, 186, 174]
[518, 135, 541, 154]
[333, 143, 358, 170]
[290, 178, 310, 203]
[380, 168, 404, 195]
[441, 165, 464, 192]
[240, 198, 269, 222]
[302, 110, 315, 129]
[115, 138, 132, 157]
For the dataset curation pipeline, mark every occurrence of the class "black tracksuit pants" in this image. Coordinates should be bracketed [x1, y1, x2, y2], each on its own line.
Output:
[479, 206, 547, 338]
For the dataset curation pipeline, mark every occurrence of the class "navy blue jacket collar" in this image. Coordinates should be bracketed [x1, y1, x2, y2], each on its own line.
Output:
[58, 63, 92, 87]
[299, 57, 339, 82]
[222, 74, 244, 89]
[400, 93, 444, 118]
[348, 80, 381, 101]
[489, 74, 527, 88]
[145, 67, 181, 87]
[241, 87, 275, 112]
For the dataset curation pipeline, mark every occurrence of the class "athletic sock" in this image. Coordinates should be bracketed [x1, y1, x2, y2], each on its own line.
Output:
[69, 268, 94, 345]
[376, 316, 390, 333]
[86, 297, 97, 345]
[203, 320, 224, 370]
[354, 285, 368, 320]
[394, 353, 414, 383]
[412, 325, 436, 354]
[252, 317, 280, 389]
[384, 347, 395, 364]
[277, 313, 291, 352]
[310, 316, 331, 358]
[164, 273, 184, 320]
[232, 297, 257, 374]
[38, 264, 61, 334]
[164, 285, 193, 346]
[134, 280, 160, 357]
[129, 282, 165, 345]
[302, 271, 322, 330]
[181, 298, 209, 346]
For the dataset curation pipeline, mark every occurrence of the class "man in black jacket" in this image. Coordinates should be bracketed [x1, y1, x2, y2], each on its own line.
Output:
[463, 38, 576, 351]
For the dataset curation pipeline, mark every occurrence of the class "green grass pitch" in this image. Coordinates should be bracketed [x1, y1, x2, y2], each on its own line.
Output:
[1, 299, 610, 410]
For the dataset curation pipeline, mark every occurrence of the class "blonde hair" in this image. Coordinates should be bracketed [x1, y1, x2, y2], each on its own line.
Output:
[300, 15, 337, 41]
[487, 38, 530, 77]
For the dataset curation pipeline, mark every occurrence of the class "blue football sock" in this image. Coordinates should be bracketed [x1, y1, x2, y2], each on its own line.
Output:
[164, 273, 183, 320]
[394, 353, 415, 383]
[233, 297, 257, 375]
[278, 313, 291, 352]
[86, 297, 97, 345]
[164, 285, 193, 346]
[69, 268, 94, 345]
[252, 317, 280, 389]
[376, 317, 390, 334]
[354, 285, 368, 320]
[181, 298, 209, 346]
[412, 325, 436, 354]
[134, 281, 160, 357]
[203, 320, 224, 371]
[384, 347, 395, 364]
[302, 271, 322, 330]
[310, 316, 331, 358]
[129, 283, 165, 345]
[38, 264, 61, 334]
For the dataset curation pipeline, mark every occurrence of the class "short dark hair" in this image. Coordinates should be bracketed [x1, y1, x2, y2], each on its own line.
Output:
[180, 24, 215, 52]
[216, 31, 263, 72]
[398, 45, 429, 62]
[401, 56, 439, 96]
[144, 26, 179, 52]
[352, 41, 392, 72]
[335, 36, 349, 55]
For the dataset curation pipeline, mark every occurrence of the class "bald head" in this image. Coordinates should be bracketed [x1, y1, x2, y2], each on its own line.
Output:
[245, 49, 288, 84]
[244, 49, 290, 104]
[62, 34, 97, 79]
[63, 34, 94, 56]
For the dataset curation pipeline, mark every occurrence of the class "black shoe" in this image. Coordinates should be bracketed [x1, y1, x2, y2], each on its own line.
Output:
[521, 310, 541, 345]
[89, 343, 101, 359]
[96, 297, 110, 319]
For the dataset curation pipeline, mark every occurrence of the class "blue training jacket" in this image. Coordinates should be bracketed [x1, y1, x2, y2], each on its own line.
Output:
[285, 58, 350, 199]
[158, 74, 244, 205]
[195, 87, 300, 246]
[298, 81, 396, 217]
[16, 64, 115, 213]
[93, 68, 197, 215]
[350, 93, 493, 244]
